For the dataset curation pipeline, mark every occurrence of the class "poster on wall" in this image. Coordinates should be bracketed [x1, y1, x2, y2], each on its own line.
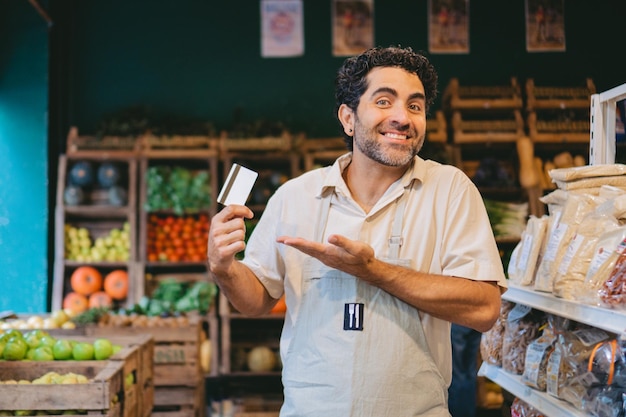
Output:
[332, 0, 374, 56]
[525, 0, 565, 52]
[261, 0, 304, 57]
[428, 0, 469, 54]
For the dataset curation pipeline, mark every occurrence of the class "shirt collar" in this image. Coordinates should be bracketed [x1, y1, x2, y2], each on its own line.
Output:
[317, 153, 429, 198]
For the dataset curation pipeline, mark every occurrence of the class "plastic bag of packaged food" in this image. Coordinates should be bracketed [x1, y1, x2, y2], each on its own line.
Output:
[508, 215, 548, 287]
[502, 304, 545, 375]
[583, 385, 626, 417]
[480, 300, 515, 366]
[580, 231, 626, 307]
[510, 397, 545, 417]
[534, 193, 600, 293]
[546, 326, 611, 400]
[521, 314, 569, 391]
[553, 199, 621, 300]
[599, 256, 626, 310]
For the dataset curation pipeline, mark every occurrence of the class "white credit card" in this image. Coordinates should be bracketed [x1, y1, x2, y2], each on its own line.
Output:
[217, 163, 259, 206]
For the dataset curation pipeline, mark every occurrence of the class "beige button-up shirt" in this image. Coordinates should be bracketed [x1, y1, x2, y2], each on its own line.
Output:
[243, 153, 507, 385]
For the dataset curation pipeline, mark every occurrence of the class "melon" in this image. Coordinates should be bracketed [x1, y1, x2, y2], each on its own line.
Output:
[108, 186, 128, 206]
[69, 161, 94, 186]
[247, 346, 276, 372]
[97, 162, 121, 187]
[64, 185, 85, 206]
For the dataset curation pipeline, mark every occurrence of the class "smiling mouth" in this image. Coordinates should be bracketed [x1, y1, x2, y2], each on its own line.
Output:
[383, 132, 409, 140]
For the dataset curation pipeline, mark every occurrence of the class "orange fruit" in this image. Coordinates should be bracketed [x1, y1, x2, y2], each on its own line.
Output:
[88, 291, 113, 308]
[70, 266, 103, 295]
[103, 270, 129, 300]
[63, 292, 89, 313]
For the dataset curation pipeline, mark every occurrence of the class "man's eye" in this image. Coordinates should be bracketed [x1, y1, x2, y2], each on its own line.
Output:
[409, 104, 423, 112]
[376, 99, 391, 106]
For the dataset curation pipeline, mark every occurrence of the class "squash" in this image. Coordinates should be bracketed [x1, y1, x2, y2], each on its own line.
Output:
[533, 157, 549, 190]
[516, 136, 538, 188]
[543, 161, 557, 189]
[247, 346, 277, 372]
[104, 270, 129, 300]
[573, 155, 586, 167]
[63, 292, 89, 314]
[553, 151, 574, 168]
[88, 291, 113, 308]
[70, 266, 103, 296]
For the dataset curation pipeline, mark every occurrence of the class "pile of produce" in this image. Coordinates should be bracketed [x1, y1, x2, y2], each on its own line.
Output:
[483, 199, 529, 240]
[64, 222, 130, 262]
[63, 267, 129, 313]
[0, 329, 118, 361]
[0, 310, 76, 330]
[73, 279, 217, 327]
[64, 160, 128, 207]
[144, 166, 212, 215]
[146, 214, 209, 262]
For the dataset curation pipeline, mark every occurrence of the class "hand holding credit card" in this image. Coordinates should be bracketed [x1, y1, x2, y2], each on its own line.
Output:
[217, 163, 259, 206]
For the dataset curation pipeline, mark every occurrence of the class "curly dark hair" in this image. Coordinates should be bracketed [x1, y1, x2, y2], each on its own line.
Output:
[334, 46, 438, 149]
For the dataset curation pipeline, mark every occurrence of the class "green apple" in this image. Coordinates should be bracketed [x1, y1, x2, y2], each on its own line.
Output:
[93, 338, 113, 360]
[53, 339, 73, 360]
[32, 346, 54, 361]
[3, 337, 28, 360]
[38, 335, 57, 349]
[72, 342, 94, 361]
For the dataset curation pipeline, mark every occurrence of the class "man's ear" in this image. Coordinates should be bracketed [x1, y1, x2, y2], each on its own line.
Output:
[338, 104, 355, 136]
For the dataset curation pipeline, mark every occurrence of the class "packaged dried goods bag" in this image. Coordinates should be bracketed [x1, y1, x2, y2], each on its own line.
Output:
[546, 326, 611, 400]
[560, 336, 625, 410]
[512, 215, 549, 286]
[480, 300, 514, 366]
[510, 397, 546, 417]
[502, 304, 545, 375]
[521, 314, 566, 391]
[599, 255, 626, 310]
[549, 164, 626, 182]
[581, 231, 626, 305]
[553, 199, 621, 300]
[534, 193, 600, 293]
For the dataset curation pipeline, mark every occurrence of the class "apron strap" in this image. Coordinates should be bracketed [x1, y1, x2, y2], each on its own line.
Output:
[388, 184, 413, 260]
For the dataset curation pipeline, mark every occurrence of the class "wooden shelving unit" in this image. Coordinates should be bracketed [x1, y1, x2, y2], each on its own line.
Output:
[52, 147, 139, 311]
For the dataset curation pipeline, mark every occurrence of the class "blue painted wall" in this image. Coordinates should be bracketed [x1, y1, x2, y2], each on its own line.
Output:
[0, 0, 49, 312]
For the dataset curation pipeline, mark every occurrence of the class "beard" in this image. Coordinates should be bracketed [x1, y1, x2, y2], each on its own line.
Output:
[353, 119, 425, 167]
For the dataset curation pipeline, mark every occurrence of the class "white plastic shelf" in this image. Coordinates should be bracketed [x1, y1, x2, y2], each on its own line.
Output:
[478, 363, 587, 417]
[502, 283, 626, 335]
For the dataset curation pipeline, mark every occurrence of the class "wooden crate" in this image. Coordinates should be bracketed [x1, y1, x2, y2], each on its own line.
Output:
[426, 110, 448, 143]
[66, 126, 140, 158]
[152, 379, 205, 417]
[0, 360, 125, 417]
[37, 332, 154, 417]
[88, 315, 203, 387]
[444, 77, 523, 110]
[451, 110, 525, 143]
[525, 78, 595, 111]
[139, 134, 219, 159]
[527, 111, 591, 143]
[298, 137, 346, 172]
[219, 130, 292, 152]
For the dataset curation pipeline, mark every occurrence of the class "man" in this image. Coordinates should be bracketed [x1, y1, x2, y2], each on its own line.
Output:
[208, 46, 506, 417]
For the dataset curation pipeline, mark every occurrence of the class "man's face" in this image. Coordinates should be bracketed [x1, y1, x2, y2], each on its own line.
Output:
[352, 67, 427, 167]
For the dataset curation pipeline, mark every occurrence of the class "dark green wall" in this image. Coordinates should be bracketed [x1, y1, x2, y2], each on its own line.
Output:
[59, 1, 626, 141]
[0, 0, 49, 312]
[1, 0, 625, 312]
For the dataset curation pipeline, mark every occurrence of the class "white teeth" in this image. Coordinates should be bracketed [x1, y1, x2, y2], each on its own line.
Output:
[384, 133, 407, 140]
